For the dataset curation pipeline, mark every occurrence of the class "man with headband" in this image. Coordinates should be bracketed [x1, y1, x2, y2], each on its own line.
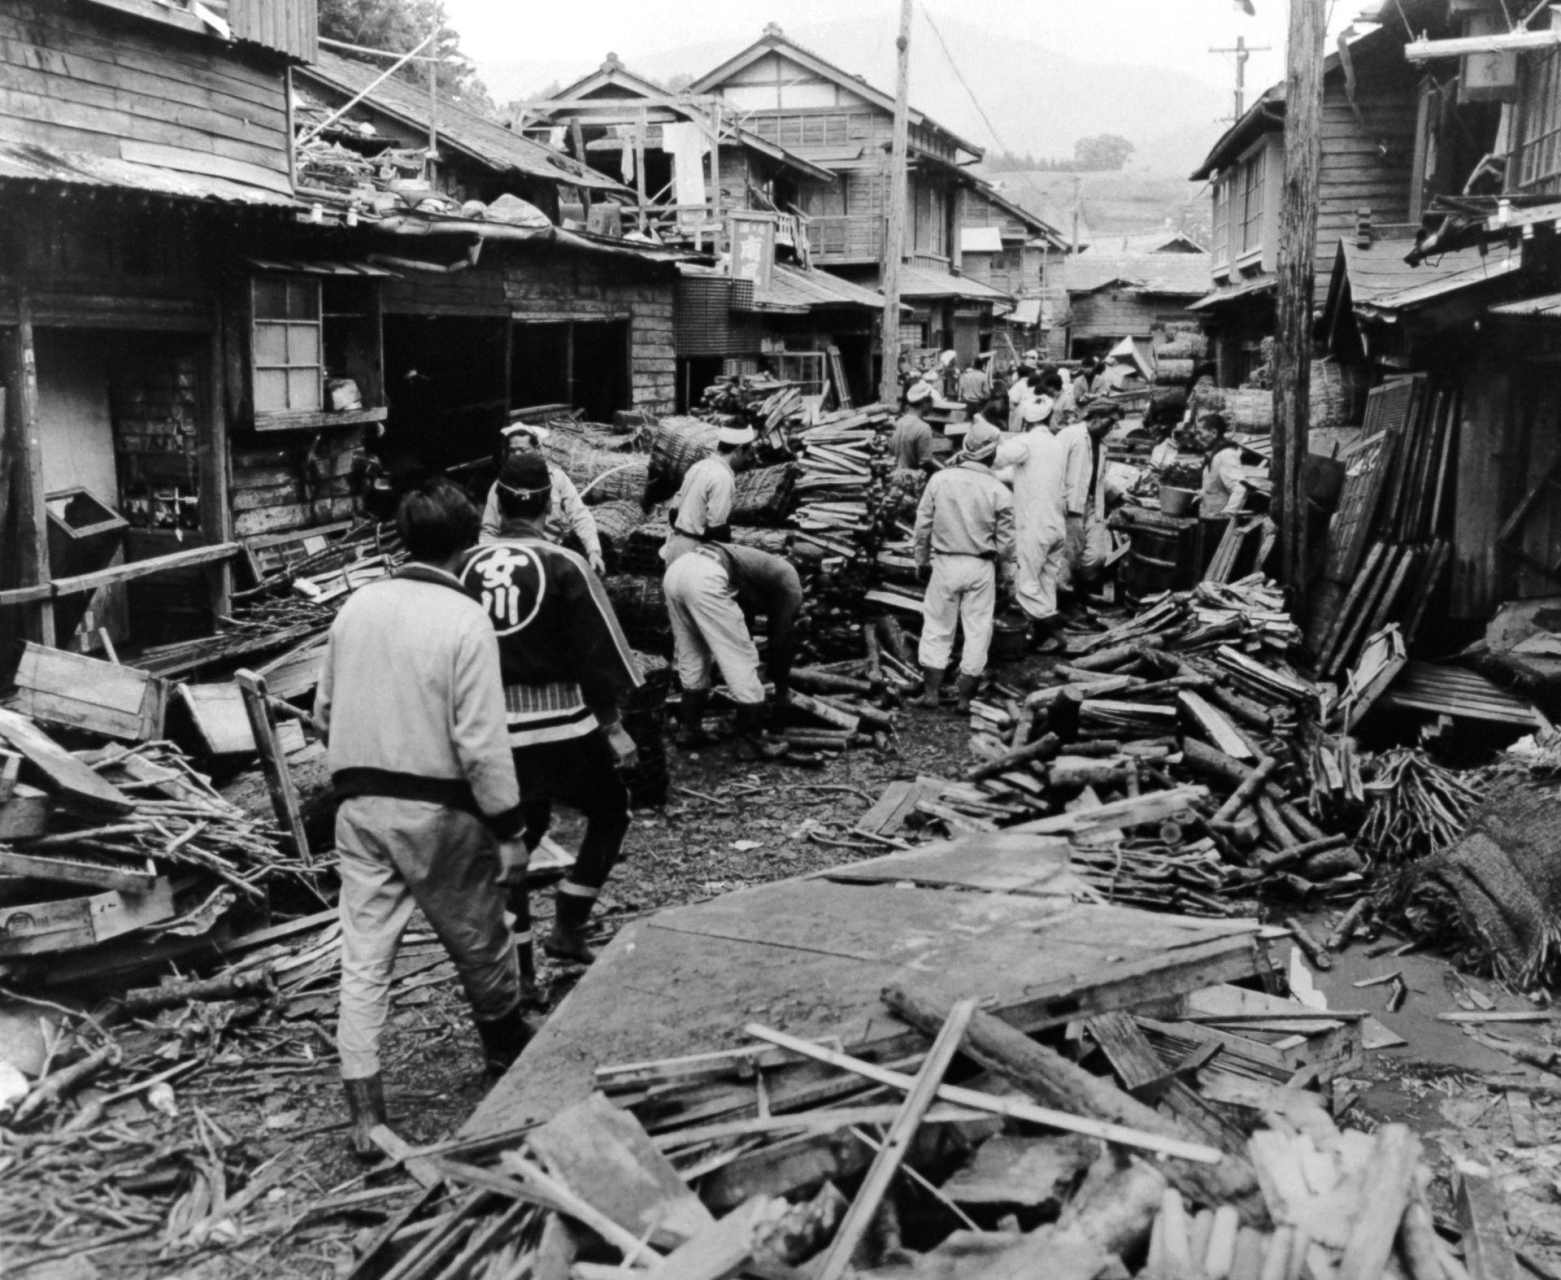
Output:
[481, 422, 605, 575]
[912, 419, 1016, 712]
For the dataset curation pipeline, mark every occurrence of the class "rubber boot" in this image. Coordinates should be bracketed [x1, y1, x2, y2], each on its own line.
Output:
[1030, 618, 1061, 654]
[342, 1074, 387, 1162]
[913, 666, 945, 710]
[507, 886, 541, 1009]
[675, 688, 712, 748]
[544, 887, 597, 965]
[732, 701, 769, 760]
[474, 1005, 532, 1077]
[955, 673, 981, 713]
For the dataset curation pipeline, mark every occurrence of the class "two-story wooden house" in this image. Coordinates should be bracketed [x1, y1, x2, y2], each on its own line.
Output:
[0, 0, 322, 659]
[953, 182, 1071, 353]
[689, 25, 1014, 377]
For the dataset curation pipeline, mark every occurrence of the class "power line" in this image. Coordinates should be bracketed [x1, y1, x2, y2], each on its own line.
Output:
[919, 5, 1013, 158]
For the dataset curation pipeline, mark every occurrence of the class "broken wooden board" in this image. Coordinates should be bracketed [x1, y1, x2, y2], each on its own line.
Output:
[819, 831, 1074, 896]
[1378, 662, 1541, 728]
[528, 1092, 713, 1250]
[0, 877, 175, 957]
[0, 707, 134, 815]
[462, 837, 1263, 1141]
[943, 1134, 1098, 1207]
[12, 642, 166, 743]
[176, 683, 258, 757]
[0, 783, 50, 841]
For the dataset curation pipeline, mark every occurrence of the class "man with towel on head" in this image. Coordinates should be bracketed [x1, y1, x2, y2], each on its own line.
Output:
[913, 419, 1016, 712]
[996, 393, 1068, 650]
[480, 423, 605, 575]
[662, 423, 758, 566]
[889, 381, 936, 475]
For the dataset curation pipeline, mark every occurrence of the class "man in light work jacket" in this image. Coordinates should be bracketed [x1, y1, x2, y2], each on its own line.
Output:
[461, 453, 643, 971]
[315, 478, 529, 1159]
[913, 419, 1016, 712]
[1058, 399, 1121, 599]
[662, 424, 758, 565]
[479, 424, 604, 574]
[996, 397, 1068, 648]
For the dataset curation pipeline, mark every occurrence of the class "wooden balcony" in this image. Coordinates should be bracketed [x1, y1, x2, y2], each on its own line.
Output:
[804, 215, 884, 263]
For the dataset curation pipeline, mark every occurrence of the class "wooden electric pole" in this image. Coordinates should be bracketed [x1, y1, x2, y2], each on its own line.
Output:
[1209, 35, 1272, 122]
[878, 0, 912, 406]
[1273, 0, 1326, 608]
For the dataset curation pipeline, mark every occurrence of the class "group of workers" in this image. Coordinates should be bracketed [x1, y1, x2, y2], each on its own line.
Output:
[319, 364, 1248, 1154]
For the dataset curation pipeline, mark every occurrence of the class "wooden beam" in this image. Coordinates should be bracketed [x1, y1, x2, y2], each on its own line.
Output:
[203, 303, 233, 621]
[1272, 0, 1325, 608]
[1405, 29, 1561, 61]
[235, 669, 312, 865]
[13, 298, 53, 645]
[0, 543, 242, 608]
[879, 0, 912, 406]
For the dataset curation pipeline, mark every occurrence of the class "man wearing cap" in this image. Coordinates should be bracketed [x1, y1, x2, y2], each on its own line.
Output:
[889, 382, 936, 474]
[460, 454, 643, 970]
[957, 359, 990, 415]
[663, 538, 802, 752]
[1058, 400, 1120, 597]
[913, 419, 1016, 711]
[997, 396, 1068, 648]
[662, 424, 758, 565]
[481, 425, 605, 575]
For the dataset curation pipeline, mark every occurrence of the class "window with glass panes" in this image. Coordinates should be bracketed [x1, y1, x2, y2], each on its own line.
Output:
[1212, 178, 1230, 267]
[251, 276, 322, 414]
[1519, 49, 1561, 189]
[1240, 151, 1266, 255]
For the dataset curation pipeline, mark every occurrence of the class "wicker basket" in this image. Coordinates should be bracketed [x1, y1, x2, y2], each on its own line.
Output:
[605, 574, 672, 655]
[648, 417, 720, 486]
[1190, 383, 1273, 431]
[541, 434, 649, 504]
[592, 500, 645, 571]
[1192, 361, 1368, 433]
[732, 463, 799, 527]
[621, 650, 670, 807]
[624, 521, 671, 576]
[1153, 358, 1196, 386]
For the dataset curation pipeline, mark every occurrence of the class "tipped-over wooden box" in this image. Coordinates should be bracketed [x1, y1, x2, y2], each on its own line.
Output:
[13, 642, 168, 743]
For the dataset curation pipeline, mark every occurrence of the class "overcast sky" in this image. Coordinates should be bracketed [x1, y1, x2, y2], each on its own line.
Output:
[442, 0, 1366, 102]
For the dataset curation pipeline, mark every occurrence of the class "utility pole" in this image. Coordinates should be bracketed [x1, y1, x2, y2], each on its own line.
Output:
[1273, 0, 1325, 609]
[427, 18, 439, 181]
[878, 0, 912, 406]
[1209, 36, 1271, 122]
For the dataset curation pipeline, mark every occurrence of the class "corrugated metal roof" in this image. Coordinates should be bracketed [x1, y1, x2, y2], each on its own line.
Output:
[1065, 252, 1211, 297]
[1353, 243, 1523, 311]
[1188, 275, 1275, 311]
[898, 264, 1011, 302]
[0, 141, 297, 207]
[303, 52, 629, 194]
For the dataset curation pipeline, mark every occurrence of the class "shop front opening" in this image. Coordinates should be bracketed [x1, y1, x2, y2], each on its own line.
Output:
[512, 319, 630, 423]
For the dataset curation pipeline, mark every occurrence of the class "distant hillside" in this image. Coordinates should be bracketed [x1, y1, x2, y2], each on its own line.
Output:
[476, 11, 1227, 180]
[978, 170, 1212, 247]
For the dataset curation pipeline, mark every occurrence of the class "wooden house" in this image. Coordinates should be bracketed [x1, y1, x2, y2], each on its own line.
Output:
[0, 0, 327, 660]
[522, 55, 886, 407]
[954, 182, 1071, 355]
[1060, 253, 1210, 359]
[689, 25, 1015, 375]
[1189, 23, 1433, 384]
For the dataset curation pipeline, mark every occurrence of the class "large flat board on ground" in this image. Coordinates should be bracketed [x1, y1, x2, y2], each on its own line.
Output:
[463, 838, 1262, 1138]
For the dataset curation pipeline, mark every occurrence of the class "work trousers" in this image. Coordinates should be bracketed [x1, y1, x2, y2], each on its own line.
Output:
[663, 548, 765, 704]
[1062, 511, 1110, 592]
[336, 797, 519, 1079]
[1014, 527, 1067, 622]
[919, 554, 996, 677]
[513, 730, 630, 898]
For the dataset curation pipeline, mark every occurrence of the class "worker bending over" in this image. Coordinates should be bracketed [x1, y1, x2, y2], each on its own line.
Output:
[315, 478, 529, 1158]
[662, 423, 758, 565]
[1058, 399, 1121, 601]
[480, 424, 604, 574]
[664, 540, 802, 751]
[461, 454, 642, 970]
[913, 419, 1016, 711]
[996, 398, 1068, 649]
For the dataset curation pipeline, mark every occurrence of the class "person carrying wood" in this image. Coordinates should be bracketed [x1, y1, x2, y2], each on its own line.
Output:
[1057, 399, 1121, 603]
[1196, 411, 1248, 570]
[460, 453, 644, 971]
[661, 424, 758, 566]
[480, 424, 605, 575]
[913, 419, 1017, 711]
[996, 397, 1069, 649]
[314, 478, 530, 1159]
[663, 539, 802, 752]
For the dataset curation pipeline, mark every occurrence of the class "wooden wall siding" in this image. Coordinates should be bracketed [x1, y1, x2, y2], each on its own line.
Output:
[502, 256, 676, 415]
[1070, 292, 1197, 338]
[1314, 91, 1417, 301]
[230, 428, 360, 539]
[382, 270, 510, 318]
[229, 0, 317, 63]
[1452, 360, 1515, 618]
[0, 1, 292, 194]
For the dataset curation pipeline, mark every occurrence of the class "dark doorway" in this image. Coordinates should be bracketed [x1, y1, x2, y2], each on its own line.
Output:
[677, 356, 724, 412]
[382, 314, 509, 473]
[512, 319, 630, 422]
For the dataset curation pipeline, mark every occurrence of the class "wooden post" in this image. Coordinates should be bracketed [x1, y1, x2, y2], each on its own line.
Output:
[236, 669, 311, 865]
[14, 297, 53, 647]
[202, 304, 232, 622]
[878, 0, 912, 406]
[427, 18, 438, 182]
[1272, 0, 1326, 608]
[636, 107, 649, 234]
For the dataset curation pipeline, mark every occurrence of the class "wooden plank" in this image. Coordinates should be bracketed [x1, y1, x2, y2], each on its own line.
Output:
[177, 683, 257, 756]
[1177, 690, 1254, 760]
[528, 1092, 713, 1250]
[235, 670, 310, 861]
[1456, 1171, 1517, 1280]
[0, 541, 242, 606]
[0, 707, 133, 814]
[0, 848, 158, 894]
[0, 877, 175, 957]
[642, 1196, 776, 1280]
[812, 999, 978, 1280]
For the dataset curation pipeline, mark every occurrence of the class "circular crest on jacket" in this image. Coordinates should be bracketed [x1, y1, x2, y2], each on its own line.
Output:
[462, 543, 548, 636]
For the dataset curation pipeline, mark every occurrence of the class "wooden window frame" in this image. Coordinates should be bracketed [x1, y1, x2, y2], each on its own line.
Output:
[251, 276, 324, 419]
[1211, 177, 1231, 271]
[1518, 48, 1561, 189]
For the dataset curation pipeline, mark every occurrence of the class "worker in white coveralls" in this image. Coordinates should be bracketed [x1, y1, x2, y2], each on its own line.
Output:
[913, 419, 1016, 712]
[314, 478, 529, 1160]
[995, 395, 1068, 650]
[661, 424, 758, 565]
[1057, 399, 1121, 602]
[663, 538, 802, 753]
[479, 424, 605, 574]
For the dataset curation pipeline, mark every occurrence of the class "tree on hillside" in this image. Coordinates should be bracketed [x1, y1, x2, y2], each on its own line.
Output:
[1073, 134, 1135, 172]
[665, 72, 696, 94]
[319, 0, 498, 119]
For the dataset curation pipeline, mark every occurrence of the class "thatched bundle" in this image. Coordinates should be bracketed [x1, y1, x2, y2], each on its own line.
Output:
[1153, 358, 1196, 387]
[591, 500, 646, 571]
[731, 526, 792, 555]
[732, 463, 799, 526]
[1191, 361, 1372, 432]
[648, 417, 719, 484]
[1157, 331, 1209, 361]
[540, 433, 649, 504]
[604, 574, 672, 655]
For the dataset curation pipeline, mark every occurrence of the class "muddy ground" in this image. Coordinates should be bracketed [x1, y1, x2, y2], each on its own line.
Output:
[8, 687, 1560, 1280]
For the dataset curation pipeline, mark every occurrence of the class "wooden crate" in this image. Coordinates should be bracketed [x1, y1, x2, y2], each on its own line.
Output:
[13, 642, 168, 742]
[0, 877, 175, 958]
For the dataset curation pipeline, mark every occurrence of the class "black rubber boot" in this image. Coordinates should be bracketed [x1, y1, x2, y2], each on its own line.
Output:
[1030, 619, 1061, 653]
[474, 1006, 532, 1077]
[342, 1074, 387, 1162]
[913, 666, 945, 710]
[544, 887, 597, 965]
[675, 688, 713, 747]
[955, 673, 981, 713]
[732, 701, 770, 759]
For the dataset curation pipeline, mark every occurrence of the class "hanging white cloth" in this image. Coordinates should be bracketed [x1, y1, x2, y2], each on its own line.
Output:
[660, 121, 710, 224]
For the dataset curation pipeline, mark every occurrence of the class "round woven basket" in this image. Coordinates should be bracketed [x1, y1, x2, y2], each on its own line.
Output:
[592, 500, 645, 571]
[541, 434, 649, 504]
[648, 417, 720, 485]
[732, 463, 799, 526]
